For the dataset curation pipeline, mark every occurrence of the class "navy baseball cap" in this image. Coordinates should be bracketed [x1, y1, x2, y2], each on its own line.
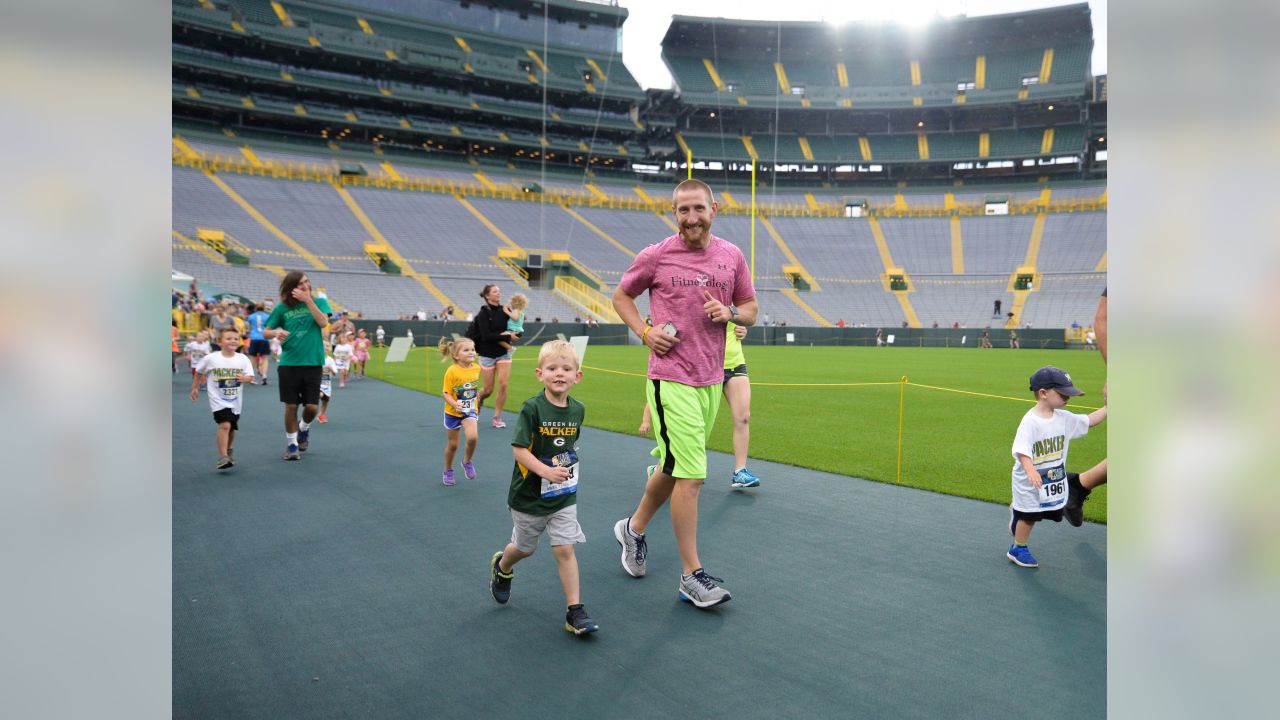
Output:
[1029, 366, 1084, 396]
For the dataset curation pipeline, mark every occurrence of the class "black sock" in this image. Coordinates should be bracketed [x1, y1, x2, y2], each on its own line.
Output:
[567, 603, 583, 611]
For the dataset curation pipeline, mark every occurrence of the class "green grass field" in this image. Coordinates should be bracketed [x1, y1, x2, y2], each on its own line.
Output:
[364, 344, 1108, 523]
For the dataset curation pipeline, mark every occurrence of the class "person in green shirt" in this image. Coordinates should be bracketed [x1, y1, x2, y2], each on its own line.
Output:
[488, 340, 598, 635]
[263, 271, 333, 461]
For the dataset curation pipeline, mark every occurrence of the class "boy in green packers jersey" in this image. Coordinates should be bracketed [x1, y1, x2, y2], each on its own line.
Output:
[489, 341, 598, 635]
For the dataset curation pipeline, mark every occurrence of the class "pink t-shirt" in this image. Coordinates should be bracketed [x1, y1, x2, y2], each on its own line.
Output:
[620, 234, 756, 387]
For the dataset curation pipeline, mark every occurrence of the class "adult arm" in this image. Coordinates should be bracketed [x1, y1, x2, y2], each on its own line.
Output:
[475, 305, 513, 343]
[1094, 293, 1107, 363]
[613, 285, 677, 355]
[290, 285, 329, 328]
[701, 291, 759, 327]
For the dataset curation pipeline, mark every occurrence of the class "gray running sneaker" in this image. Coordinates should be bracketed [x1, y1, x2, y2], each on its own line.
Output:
[678, 569, 732, 608]
[613, 517, 647, 578]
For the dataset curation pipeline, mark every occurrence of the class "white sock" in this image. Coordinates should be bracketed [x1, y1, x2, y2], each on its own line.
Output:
[627, 519, 643, 539]
[299, 421, 310, 431]
[287, 432, 298, 444]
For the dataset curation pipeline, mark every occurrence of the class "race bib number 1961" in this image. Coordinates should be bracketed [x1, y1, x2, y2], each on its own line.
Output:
[540, 451, 579, 498]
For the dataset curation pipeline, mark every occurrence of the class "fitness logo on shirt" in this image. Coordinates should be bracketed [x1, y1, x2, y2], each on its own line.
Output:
[669, 273, 730, 290]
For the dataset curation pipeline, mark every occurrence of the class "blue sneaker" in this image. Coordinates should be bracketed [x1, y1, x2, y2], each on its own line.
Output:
[731, 468, 760, 489]
[283, 443, 300, 461]
[1006, 544, 1038, 568]
[297, 428, 310, 452]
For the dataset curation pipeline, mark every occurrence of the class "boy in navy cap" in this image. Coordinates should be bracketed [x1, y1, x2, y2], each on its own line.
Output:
[1007, 366, 1107, 568]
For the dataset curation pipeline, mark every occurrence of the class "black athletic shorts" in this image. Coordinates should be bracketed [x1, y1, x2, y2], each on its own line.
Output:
[278, 365, 322, 406]
[1011, 507, 1065, 528]
[212, 408, 240, 430]
[723, 363, 749, 382]
[247, 339, 271, 357]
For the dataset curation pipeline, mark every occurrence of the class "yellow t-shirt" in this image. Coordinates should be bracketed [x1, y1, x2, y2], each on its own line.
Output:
[724, 322, 745, 369]
[442, 363, 482, 417]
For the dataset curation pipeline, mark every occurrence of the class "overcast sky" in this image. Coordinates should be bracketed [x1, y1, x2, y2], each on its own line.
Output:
[615, 0, 1106, 91]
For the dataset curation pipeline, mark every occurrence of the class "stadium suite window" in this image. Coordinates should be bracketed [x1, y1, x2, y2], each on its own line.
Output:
[957, 81, 976, 91]
[1021, 76, 1040, 86]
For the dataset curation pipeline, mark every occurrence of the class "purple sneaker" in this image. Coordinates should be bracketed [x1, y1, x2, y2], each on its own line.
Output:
[463, 461, 477, 480]
[442, 469, 456, 486]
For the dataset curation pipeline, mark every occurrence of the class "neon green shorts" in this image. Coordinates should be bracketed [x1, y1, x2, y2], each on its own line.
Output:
[645, 379, 720, 480]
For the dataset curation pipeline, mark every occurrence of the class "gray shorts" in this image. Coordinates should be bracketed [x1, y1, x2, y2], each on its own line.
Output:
[509, 504, 585, 552]
[479, 349, 514, 368]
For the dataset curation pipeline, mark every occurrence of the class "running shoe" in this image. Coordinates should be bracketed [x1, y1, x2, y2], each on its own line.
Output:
[490, 550, 513, 604]
[216, 455, 233, 470]
[678, 569, 732, 608]
[491, 417, 507, 429]
[613, 518, 647, 578]
[317, 414, 328, 423]
[1063, 473, 1090, 527]
[564, 604, 599, 635]
[1006, 544, 1039, 568]
[442, 469, 456, 486]
[297, 428, 310, 452]
[462, 461, 477, 480]
[730, 468, 760, 489]
[283, 443, 300, 461]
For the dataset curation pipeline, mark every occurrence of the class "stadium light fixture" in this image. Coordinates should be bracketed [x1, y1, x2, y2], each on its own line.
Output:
[917, 121, 924, 128]
[1047, 104, 1055, 111]
[709, 111, 716, 118]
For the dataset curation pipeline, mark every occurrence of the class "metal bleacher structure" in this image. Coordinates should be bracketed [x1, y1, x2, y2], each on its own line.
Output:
[171, 0, 1106, 330]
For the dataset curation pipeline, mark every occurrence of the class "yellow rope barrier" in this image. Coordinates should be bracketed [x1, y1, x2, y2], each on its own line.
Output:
[906, 381, 1101, 411]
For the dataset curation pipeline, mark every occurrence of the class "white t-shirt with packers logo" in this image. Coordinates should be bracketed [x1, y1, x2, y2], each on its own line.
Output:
[1010, 408, 1090, 512]
[195, 352, 255, 414]
[185, 340, 211, 368]
[333, 342, 353, 370]
[320, 356, 338, 397]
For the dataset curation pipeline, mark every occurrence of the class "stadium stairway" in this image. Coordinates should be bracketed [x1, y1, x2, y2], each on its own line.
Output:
[1005, 211, 1047, 328]
[202, 170, 329, 270]
[330, 183, 461, 317]
[172, 229, 225, 265]
[950, 216, 965, 274]
[867, 216, 922, 327]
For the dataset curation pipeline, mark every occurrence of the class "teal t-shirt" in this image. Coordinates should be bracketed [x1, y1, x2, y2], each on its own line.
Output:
[508, 393, 585, 515]
[265, 297, 332, 366]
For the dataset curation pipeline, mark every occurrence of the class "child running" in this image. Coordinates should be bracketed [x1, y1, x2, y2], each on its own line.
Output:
[333, 332, 354, 389]
[352, 328, 371, 379]
[317, 342, 338, 423]
[189, 327, 255, 469]
[184, 330, 211, 379]
[499, 293, 528, 353]
[439, 337, 481, 486]
[1007, 366, 1107, 568]
[488, 340, 597, 635]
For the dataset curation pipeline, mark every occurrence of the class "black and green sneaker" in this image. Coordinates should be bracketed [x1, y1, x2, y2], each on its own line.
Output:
[564, 604, 598, 635]
[1063, 472, 1091, 527]
[490, 550, 513, 604]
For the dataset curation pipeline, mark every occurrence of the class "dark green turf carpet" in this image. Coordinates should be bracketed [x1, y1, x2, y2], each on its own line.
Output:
[173, 368, 1105, 719]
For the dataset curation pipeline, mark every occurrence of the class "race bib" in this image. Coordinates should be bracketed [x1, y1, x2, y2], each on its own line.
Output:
[1037, 464, 1068, 508]
[539, 451, 579, 498]
[216, 378, 241, 397]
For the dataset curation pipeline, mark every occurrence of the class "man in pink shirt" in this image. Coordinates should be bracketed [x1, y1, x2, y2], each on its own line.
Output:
[611, 179, 759, 609]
